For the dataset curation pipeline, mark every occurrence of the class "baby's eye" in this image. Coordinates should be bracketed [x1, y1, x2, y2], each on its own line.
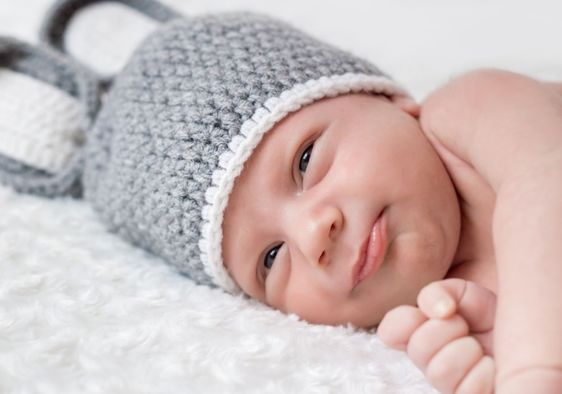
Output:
[299, 143, 314, 174]
[264, 243, 282, 270]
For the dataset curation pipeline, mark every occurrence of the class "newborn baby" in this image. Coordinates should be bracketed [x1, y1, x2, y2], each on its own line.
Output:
[4, 1, 560, 393]
[222, 71, 562, 394]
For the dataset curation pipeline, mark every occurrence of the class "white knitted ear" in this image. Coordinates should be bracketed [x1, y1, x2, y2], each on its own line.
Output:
[0, 69, 83, 174]
[65, 2, 159, 77]
[201, 73, 410, 293]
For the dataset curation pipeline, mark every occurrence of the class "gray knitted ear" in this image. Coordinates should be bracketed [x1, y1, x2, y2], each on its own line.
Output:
[0, 36, 101, 197]
[40, 0, 181, 88]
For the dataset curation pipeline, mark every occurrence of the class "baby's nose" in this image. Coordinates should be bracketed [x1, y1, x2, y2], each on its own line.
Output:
[290, 201, 343, 267]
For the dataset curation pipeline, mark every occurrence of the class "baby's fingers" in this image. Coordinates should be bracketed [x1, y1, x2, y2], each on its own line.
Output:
[417, 279, 459, 318]
[418, 279, 496, 333]
[425, 336, 484, 394]
[407, 314, 469, 371]
[377, 305, 426, 351]
[455, 356, 495, 394]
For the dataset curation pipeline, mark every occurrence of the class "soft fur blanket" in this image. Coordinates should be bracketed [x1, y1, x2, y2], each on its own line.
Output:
[1, 1, 561, 393]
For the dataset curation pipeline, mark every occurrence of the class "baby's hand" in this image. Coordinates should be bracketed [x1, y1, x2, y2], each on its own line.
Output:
[378, 279, 496, 394]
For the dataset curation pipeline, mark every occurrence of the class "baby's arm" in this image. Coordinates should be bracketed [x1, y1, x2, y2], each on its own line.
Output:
[378, 279, 496, 394]
[420, 69, 562, 393]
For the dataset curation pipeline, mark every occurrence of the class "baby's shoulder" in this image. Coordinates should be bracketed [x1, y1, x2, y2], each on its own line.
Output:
[420, 68, 562, 192]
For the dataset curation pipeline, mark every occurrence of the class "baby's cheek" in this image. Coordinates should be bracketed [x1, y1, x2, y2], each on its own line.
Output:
[280, 281, 348, 326]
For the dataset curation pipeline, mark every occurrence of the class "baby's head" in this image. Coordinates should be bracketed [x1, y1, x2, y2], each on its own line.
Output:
[85, 11, 461, 328]
[222, 92, 460, 327]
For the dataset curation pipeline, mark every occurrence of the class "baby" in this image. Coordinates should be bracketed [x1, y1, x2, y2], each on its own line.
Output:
[222, 72, 562, 394]
[2, 1, 561, 393]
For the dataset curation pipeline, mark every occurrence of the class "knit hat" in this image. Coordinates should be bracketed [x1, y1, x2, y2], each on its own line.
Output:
[39, 0, 411, 293]
[0, 36, 100, 197]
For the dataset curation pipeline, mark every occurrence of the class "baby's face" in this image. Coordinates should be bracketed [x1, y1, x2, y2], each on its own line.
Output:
[222, 93, 461, 328]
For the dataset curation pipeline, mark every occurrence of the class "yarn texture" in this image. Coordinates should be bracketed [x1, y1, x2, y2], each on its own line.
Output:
[0, 69, 83, 173]
[0, 36, 99, 197]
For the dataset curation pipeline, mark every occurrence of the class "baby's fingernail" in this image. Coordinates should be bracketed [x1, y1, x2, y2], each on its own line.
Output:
[434, 298, 454, 318]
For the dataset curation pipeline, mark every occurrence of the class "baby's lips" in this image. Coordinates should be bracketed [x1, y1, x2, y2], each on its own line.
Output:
[351, 208, 387, 289]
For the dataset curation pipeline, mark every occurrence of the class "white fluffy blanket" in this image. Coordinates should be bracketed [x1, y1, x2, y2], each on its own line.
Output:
[1, 1, 561, 393]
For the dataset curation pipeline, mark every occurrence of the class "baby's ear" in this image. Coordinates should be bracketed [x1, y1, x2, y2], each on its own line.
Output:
[391, 96, 420, 119]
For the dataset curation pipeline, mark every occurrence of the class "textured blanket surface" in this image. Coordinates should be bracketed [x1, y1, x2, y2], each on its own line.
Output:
[1, 0, 561, 393]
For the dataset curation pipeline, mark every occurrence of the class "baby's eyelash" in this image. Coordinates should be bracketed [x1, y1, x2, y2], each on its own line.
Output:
[259, 242, 283, 285]
[264, 243, 282, 270]
[299, 143, 314, 174]
[293, 138, 317, 185]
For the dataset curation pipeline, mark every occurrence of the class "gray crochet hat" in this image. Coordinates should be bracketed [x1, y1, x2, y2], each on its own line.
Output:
[37, 0, 410, 293]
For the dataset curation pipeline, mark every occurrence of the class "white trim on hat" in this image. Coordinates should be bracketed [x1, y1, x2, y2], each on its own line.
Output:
[200, 72, 411, 293]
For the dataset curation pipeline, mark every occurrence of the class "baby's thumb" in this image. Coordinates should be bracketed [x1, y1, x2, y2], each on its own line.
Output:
[417, 279, 496, 333]
[418, 279, 496, 355]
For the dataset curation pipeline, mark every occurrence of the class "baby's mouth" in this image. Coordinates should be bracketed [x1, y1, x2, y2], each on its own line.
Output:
[351, 209, 388, 289]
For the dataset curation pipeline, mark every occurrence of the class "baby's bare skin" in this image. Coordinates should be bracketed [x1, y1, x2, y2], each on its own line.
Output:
[381, 70, 562, 394]
[222, 69, 562, 393]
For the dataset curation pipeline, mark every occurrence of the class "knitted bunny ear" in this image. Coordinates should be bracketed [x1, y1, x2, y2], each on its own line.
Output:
[39, 0, 181, 88]
[0, 36, 101, 197]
